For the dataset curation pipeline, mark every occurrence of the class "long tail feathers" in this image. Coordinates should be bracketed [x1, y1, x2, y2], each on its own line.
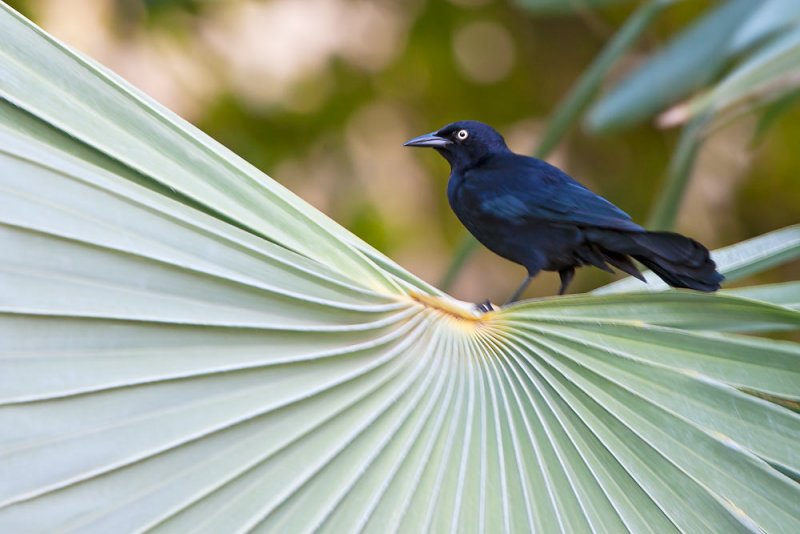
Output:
[586, 229, 723, 292]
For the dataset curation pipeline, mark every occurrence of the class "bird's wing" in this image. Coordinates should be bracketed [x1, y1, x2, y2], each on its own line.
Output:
[466, 156, 644, 232]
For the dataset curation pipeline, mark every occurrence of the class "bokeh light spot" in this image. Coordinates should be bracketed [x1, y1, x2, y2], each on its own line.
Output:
[452, 20, 515, 84]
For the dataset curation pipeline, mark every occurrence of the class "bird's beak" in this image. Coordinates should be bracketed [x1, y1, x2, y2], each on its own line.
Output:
[403, 132, 452, 148]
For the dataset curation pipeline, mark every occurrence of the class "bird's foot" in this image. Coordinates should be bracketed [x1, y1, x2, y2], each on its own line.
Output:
[474, 300, 495, 313]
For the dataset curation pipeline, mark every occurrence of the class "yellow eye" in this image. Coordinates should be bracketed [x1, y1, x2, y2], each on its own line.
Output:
[456, 129, 469, 140]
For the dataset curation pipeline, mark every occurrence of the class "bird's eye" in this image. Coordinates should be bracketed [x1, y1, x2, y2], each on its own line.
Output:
[456, 129, 469, 141]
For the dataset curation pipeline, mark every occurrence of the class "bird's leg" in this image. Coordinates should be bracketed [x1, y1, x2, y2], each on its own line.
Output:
[558, 268, 575, 295]
[504, 275, 533, 305]
[474, 300, 494, 313]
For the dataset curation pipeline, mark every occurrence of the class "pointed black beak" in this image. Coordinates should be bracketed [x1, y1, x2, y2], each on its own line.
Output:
[403, 132, 452, 148]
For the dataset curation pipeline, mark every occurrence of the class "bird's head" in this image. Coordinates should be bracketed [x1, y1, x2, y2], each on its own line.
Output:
[404, 120, 510, 171]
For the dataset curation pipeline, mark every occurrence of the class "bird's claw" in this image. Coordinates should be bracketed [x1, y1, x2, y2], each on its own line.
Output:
[474, 300, 495, 313]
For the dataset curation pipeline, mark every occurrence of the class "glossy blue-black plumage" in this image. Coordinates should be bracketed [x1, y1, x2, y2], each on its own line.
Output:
[406, 120, 723, 302]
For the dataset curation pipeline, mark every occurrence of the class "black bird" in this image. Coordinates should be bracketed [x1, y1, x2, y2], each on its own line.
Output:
[405, 120, 723, 305]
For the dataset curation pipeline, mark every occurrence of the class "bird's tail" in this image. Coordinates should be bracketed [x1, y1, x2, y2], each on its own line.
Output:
[586, 229, 723, 292]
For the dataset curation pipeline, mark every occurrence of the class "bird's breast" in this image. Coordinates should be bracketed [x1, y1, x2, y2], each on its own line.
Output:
[446, 173, 475, 225]
[445, 170, 547, 269]
[445, 172, 463, 207]
[447, 175, 502, 238]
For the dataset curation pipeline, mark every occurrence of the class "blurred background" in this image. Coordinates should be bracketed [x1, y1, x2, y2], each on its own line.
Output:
[7, 0, 799, 302]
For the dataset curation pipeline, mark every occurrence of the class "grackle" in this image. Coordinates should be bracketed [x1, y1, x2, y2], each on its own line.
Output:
[405, 120, 723, 305]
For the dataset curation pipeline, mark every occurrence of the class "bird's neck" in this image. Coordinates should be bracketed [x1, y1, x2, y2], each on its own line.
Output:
[444, 148, 508, 174]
